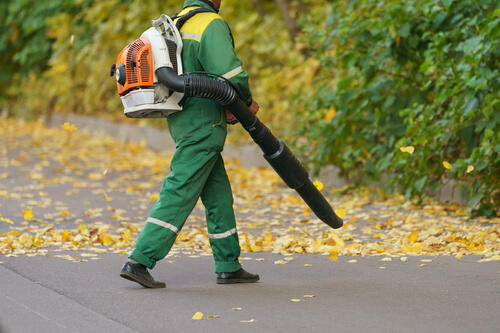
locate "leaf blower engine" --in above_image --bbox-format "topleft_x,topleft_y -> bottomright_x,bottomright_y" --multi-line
111,15 -> 184,118
110,14 -> 343,229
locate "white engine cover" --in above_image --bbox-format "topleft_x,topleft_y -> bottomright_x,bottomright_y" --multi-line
122,14 -> 184,118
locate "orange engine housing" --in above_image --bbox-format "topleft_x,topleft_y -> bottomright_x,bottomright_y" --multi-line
116,37 -> 154,96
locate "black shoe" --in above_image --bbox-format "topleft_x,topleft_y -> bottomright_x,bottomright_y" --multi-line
216,268 -> 260,284
120,261 -> 166,288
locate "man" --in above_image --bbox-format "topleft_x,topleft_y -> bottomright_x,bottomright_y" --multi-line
120,0 -> 260,288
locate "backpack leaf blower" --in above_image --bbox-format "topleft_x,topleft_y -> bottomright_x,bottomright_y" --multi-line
110,14 -> 343,229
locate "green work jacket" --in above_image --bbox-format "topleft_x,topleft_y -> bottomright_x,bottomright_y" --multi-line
175,0 -> 253,114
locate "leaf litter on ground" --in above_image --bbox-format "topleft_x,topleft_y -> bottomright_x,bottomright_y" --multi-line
0,119 -> 499,263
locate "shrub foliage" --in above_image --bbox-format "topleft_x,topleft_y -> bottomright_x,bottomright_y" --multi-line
0,0 -> 311,136
296,0 -> 500,215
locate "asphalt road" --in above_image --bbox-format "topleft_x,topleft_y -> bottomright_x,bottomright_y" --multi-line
1,120 -> 499,332
1,253 -> 499,333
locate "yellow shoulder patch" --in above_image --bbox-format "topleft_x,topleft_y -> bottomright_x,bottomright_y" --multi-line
175,7 -> 223,39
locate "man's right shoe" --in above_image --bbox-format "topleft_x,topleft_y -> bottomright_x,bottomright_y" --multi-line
216,268 -> 260,284
120,261 -> 166,288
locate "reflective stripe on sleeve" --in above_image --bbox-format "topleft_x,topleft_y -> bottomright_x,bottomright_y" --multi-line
181,32 -> 202,42
222,66 -> 243,79
208,228 -> 237,239
146,217 -> 179,234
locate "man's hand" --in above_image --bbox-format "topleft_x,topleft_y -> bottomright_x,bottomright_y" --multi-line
226,99 -> 259,125
249,99 -> 260,114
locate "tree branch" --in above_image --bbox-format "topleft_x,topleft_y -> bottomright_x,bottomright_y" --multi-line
248,0 -> 267,17
274,0 -> 300,42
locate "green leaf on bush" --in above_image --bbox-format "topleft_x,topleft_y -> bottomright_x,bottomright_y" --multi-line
461,36 -> 482,54
467,194 -> 483,210
398,23 -> 411,38
464,97 -> 479,115
414,176 -> 427,192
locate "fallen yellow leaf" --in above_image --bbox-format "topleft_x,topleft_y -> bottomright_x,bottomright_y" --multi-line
240,319 -> 255,323
61,122 -> 78,132
78,224 -> 88,234
88,173 -> 104,180
58,209 -> 71,217
19,233 -> 33,247
328,253 -> 338,261
61,229 -> 72,242
192,312 -> 203,320
22,209 -> 33,221
334,208 -> 347,219
408,231 -> 419,243
313,180 -> 324,191
101,234 -> 114,246
0,217 -> 14,224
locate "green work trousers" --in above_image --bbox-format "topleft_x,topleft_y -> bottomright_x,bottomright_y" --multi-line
129,103 -> 242,273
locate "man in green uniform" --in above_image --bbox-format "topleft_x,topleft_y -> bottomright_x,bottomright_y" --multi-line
120,0 -> 260,288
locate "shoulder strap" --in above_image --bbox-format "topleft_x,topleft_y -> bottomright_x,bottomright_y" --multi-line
172,7 -> 235,48
225,23 -> 235,48
172,8 -> 213,30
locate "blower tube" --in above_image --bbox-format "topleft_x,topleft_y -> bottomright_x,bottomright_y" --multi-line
156,67 -> 343,229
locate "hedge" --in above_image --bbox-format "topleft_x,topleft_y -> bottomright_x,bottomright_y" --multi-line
295,0 -> 500,216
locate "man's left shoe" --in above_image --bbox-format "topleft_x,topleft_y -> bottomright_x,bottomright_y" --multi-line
216,268 -> 260,284
120,261 -> 166,288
